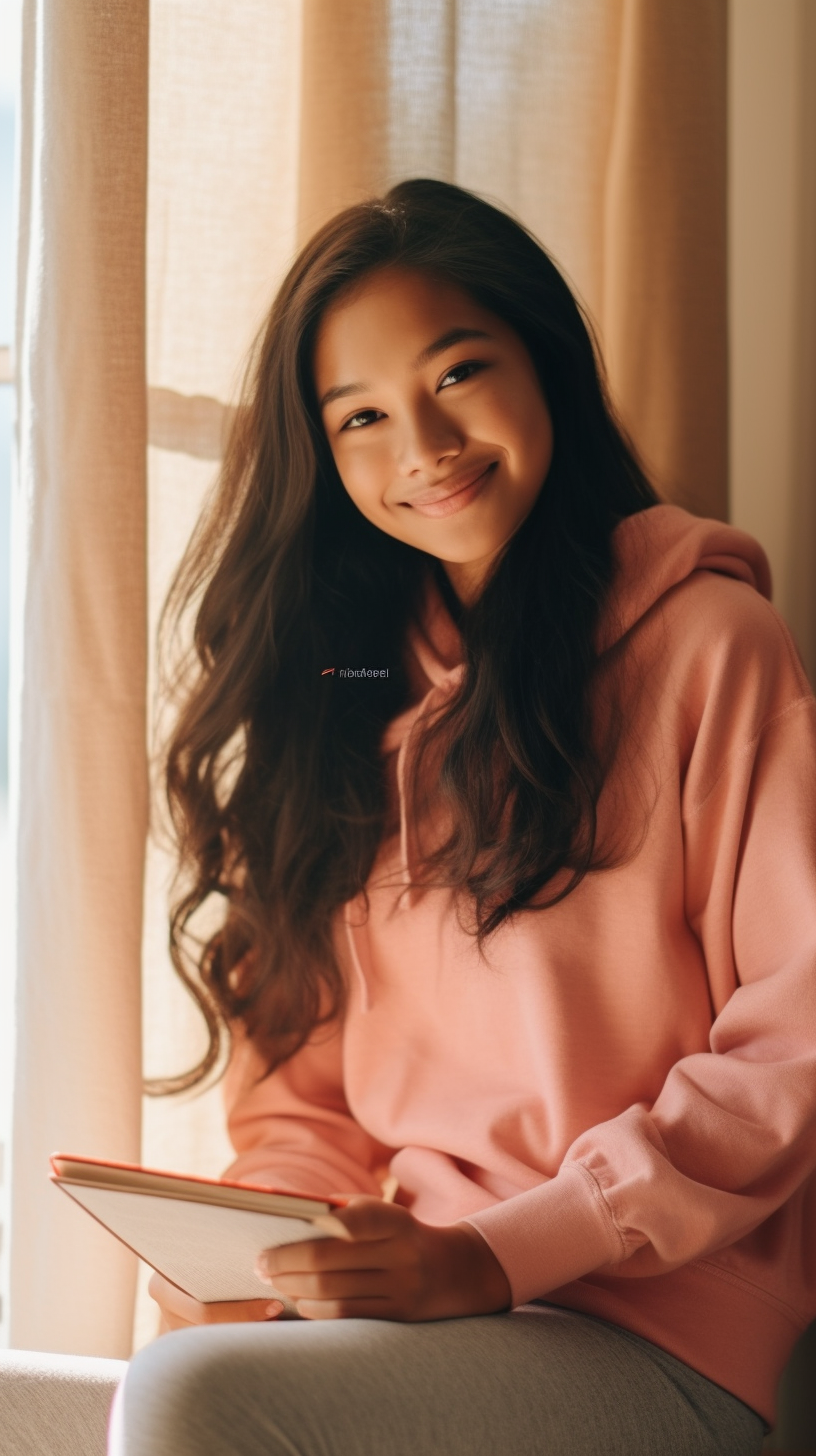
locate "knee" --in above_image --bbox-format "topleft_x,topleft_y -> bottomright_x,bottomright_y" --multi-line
109,1328 -> 255,1456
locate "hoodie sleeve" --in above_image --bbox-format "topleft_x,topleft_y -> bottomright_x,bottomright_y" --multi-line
221,1017 -> 392,1198
462,596 -> 816,1307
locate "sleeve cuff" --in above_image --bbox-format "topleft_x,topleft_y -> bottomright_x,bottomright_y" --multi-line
459,1162 -> 626,1307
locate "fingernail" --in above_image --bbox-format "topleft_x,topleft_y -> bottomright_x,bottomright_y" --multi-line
255,1256 -> 271,1283
265,1301 -> 284,1319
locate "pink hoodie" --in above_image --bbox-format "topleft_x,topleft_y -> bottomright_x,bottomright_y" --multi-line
224,504 -> 816,1425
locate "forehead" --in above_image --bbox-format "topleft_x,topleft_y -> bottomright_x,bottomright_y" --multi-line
312,267 -> 502,385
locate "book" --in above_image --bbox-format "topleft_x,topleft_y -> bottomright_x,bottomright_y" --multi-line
50,1153 -> 350,1313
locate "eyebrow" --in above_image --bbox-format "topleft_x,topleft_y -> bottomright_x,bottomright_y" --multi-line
318,327 -> 493,410
413,326 -> 492,369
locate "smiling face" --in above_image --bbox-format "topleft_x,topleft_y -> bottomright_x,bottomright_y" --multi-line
313,267 -> 554,605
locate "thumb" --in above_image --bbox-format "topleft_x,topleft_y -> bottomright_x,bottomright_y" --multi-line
325,1194 -> 408,1242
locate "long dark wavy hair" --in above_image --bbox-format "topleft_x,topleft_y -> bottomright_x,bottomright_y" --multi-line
155,178 -> 660,1093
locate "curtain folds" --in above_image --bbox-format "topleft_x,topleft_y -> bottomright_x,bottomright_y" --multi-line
600,0 -> 728,518
9,0 -> 149,1356
10,0 -> 738,1356
728,0 -> 816,685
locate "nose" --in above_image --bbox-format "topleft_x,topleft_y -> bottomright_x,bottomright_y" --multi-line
395,394 -> 465,477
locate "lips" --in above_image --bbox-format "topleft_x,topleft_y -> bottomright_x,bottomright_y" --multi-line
405,461 -> 496,508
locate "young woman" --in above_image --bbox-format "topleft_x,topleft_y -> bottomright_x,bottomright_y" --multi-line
110,179 -> 816,1456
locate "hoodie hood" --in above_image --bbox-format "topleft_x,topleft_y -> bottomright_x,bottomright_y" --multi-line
597,503 -> 772,653
344,506 -> 773,979
397,504 -> 773,701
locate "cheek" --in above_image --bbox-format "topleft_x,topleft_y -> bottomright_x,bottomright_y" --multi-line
517,371 -> 552,466
529,406 -> 554,483
494,386 -> 553,486
334,446 -> 397,527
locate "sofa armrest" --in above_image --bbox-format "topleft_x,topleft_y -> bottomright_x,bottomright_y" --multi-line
0,1349 -> 126,1456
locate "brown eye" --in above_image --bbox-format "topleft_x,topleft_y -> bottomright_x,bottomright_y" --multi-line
438,360 -> 485,389
341,409 -> 384,431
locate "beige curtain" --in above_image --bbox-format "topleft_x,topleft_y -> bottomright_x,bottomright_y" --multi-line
9,0 -> 149,1356
729,0 -> 816,687
9,0 -> 748,1357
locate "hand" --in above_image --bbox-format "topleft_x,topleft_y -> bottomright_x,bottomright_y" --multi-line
254,1196 -> 512,1322
147,1270 -> 285,1334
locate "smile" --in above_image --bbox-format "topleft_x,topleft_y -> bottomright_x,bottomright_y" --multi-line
405,462 -> 497,519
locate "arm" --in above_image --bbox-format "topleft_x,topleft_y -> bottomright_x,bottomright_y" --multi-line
461,623 -> 816,1307
147,1011 -> 512,1325
221,1015 -> 392,1197
151,1001 -> 397,1330
225,1008 -> 512,1319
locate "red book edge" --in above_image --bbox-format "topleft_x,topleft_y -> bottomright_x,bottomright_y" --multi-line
49,1151 -> 350,1208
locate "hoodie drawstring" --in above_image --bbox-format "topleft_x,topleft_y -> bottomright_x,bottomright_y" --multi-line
395,727 -> 417,911
344,897 -> 372,1013
343,663 -> 464,1012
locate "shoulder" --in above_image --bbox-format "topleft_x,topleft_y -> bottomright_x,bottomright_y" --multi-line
612,569 -> 815,795
656,569 -> 811,710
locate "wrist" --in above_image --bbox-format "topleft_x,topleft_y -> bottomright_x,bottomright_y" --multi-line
435,1221 -> 512,1317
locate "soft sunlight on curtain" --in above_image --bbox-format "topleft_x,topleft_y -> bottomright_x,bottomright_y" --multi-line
0,0 -> 21,1353
8,0 -> 148,1356
728,0 -> 816,686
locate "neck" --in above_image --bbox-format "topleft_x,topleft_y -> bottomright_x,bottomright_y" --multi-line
429,558 -> 464,621
442,542 -> 510,606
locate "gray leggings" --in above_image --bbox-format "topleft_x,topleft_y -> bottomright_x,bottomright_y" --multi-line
109,1303 -> 766,1456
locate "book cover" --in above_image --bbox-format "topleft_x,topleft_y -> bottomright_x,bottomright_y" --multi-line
50,1153 -> 350,1310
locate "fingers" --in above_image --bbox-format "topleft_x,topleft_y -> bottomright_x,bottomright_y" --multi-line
311,1213 -> 354,1240
148,1270 -> 283,1327
255,1200 -> 426,1318
198,1297 -> 284,1325
332,1195 -> 412,1242
295,1297 -> 393,1321
158,1311 -> 191,1334
260,1268 -> 391,1302
257,1200 -> 410,1285
258,1235 -> 391,1280
254,1201 -> 435,1321
148,1271 -> 200,1326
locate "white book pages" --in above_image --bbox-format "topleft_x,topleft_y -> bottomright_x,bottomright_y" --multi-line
57,1184 -> 334,1308
50,1158 -> 335,1217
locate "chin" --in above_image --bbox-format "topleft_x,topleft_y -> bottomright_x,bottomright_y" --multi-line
428,525 -> 507,558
